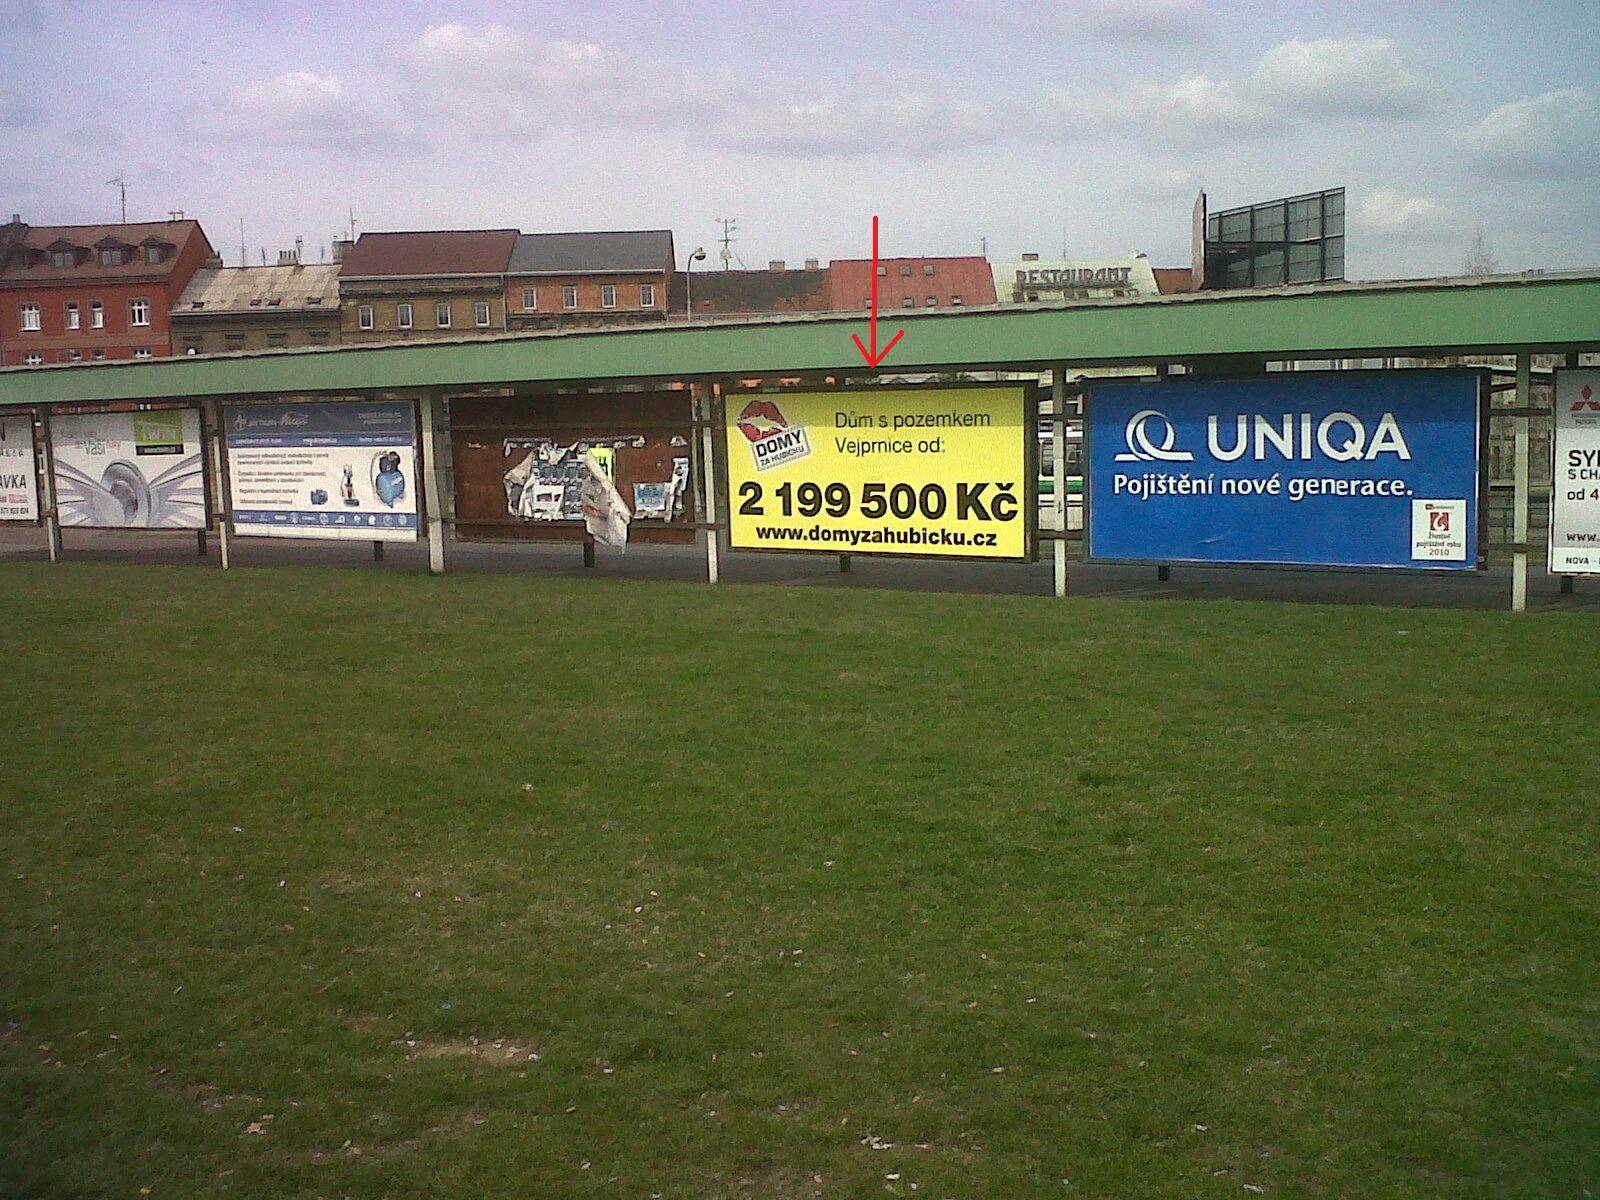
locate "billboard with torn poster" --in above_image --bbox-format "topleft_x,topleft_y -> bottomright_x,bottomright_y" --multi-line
451,393 -> 696,544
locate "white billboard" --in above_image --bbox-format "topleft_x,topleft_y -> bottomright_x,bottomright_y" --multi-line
50,409 -> 207,529
1551,369 -> 1600,575
0,413 -> 39,522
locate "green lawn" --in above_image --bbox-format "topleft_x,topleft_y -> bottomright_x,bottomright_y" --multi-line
1,562 -> 1595,1199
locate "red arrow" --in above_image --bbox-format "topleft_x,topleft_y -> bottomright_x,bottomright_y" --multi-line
851,214 -> 905,368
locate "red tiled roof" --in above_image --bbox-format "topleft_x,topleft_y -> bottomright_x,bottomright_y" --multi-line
0,220 -> 210,282
829,256 -> 997,310
339,229 -> 519,279
1152,267 -> 1196,295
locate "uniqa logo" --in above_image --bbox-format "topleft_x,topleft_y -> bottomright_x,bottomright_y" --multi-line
1114,410 -> 1193,462
1114,409 -> 1415,463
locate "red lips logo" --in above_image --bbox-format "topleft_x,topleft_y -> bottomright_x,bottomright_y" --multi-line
738,399 -> 791,444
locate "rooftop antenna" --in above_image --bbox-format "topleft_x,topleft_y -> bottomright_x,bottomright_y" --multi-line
239,218 -> 247,268
1061,225 -> 1068,259
107,173 -> 128,223
980,235 -> 988,258
716,217 -> 739,270
294,236 -> 304,264
347,207 -> 358,243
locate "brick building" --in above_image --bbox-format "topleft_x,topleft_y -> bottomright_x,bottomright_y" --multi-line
676,261 -> 831,318
170,259 -> 341,355
505,230 -> 674,330
338,229 -> 518,343
829,255 -> 997,313
0,217 -> 214,365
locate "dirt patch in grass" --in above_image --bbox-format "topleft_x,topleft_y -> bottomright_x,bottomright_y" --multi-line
398,1035 -> 540,1064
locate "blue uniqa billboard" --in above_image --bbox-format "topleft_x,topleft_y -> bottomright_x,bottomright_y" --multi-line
1086,372 -> 1486,570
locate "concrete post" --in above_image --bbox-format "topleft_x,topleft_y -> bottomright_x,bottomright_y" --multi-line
38,411 -> 61,563
1512,351 -> 1531,612
699,383 -> 720,584
418,389 -> 447,575
205,399 -> 230,570
1052,362 -> 1068,598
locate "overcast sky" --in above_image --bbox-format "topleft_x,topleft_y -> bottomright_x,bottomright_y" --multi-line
3,0 -> 1598,280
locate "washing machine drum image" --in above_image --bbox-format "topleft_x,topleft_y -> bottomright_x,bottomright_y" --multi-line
372,451 -> 407,507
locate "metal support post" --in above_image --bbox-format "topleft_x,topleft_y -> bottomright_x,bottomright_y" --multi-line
1559,346 -> 1585,595
196,530 -> 207,556
418,389 -> 447,575
205,400 -> 230,570
1157,565 -> 1171,582
373,541 -> 385,562
839,554 -> 852,573
1512,351 -> 1531,613
38,411 -> 62,562
583,541 -> 596,569
699,383 -> 720,584
1051,363 -> 1068,597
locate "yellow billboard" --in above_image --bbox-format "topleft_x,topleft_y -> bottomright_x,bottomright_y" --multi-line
723,385 -> 1032,559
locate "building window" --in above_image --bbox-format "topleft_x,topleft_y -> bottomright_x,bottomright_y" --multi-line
134,347 -> 152,359
20,302 -> 41,331
66,302 -> 79,329
53,250 -> 74,269
475,300 -> 491,327
435,301 -> 452,328
640,283 -> 656,308
144,245 -> 164,264
23,352 -> 42,365
308,330 -> 330,343
358,304 -> 374,330
926,296 -> 938,306
99,247 -> 123,266
92,349 -> 106,361
182,339 -> 203,355
90,301 -> 104,328
68,350 -> 83,362
923,264 -> 935,276
266,332 -> 288,348
601,285 -> 617,308
397,302 -> 413,329
563,285 -> 578,309
129,297 -> 151,326
951,296 -> 964,306
875,265 -> 887,277
902,296 -> 913,307
522,287 -> 537,310
224,334 -> 245,352
899,264 -> 911,277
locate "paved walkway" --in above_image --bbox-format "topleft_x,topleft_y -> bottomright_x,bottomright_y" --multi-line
1,526 -> 1594,613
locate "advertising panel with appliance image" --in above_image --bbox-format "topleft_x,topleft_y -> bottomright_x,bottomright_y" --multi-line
723,384 -> 1032,560
50,408 -> 207,530
0,413 -> 40,523
1086,371 -> 1486,570
1550,369 -> 1600,575
223,401 -> 420,541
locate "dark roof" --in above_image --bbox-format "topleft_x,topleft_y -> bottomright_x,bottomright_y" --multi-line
339,229 -> 519,279
508,230 -> 673,276
0,220 -> 210,282
676,268 -> 831,314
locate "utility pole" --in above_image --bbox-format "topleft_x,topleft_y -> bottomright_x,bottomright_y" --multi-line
107,174 -> 128,223
716,217 -> 738,270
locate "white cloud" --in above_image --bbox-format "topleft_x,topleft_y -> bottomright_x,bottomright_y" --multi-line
1037,73 -> 1282,147
1255,37 -> 1430,118
1457,87 -> 1600,178
710,91 -> 996,157
183,71 -> 399,153
1359,189 -> 1455,240
1121,169 -> 1201,203
396,23 -> 721,140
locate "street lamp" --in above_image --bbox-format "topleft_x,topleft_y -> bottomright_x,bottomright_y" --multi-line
685,246 -> 707,321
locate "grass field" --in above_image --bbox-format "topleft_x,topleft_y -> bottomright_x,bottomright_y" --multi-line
1,562 -> 1596,1199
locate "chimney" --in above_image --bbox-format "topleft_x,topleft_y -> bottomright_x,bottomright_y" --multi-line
205,253 -> 223,269
277,249 -> 299,266
333,239 -> 354,263
804,258 -> 819,270
9,213 -> 19,224
1021,252 -> 1040,262
769,259 -> 786,271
